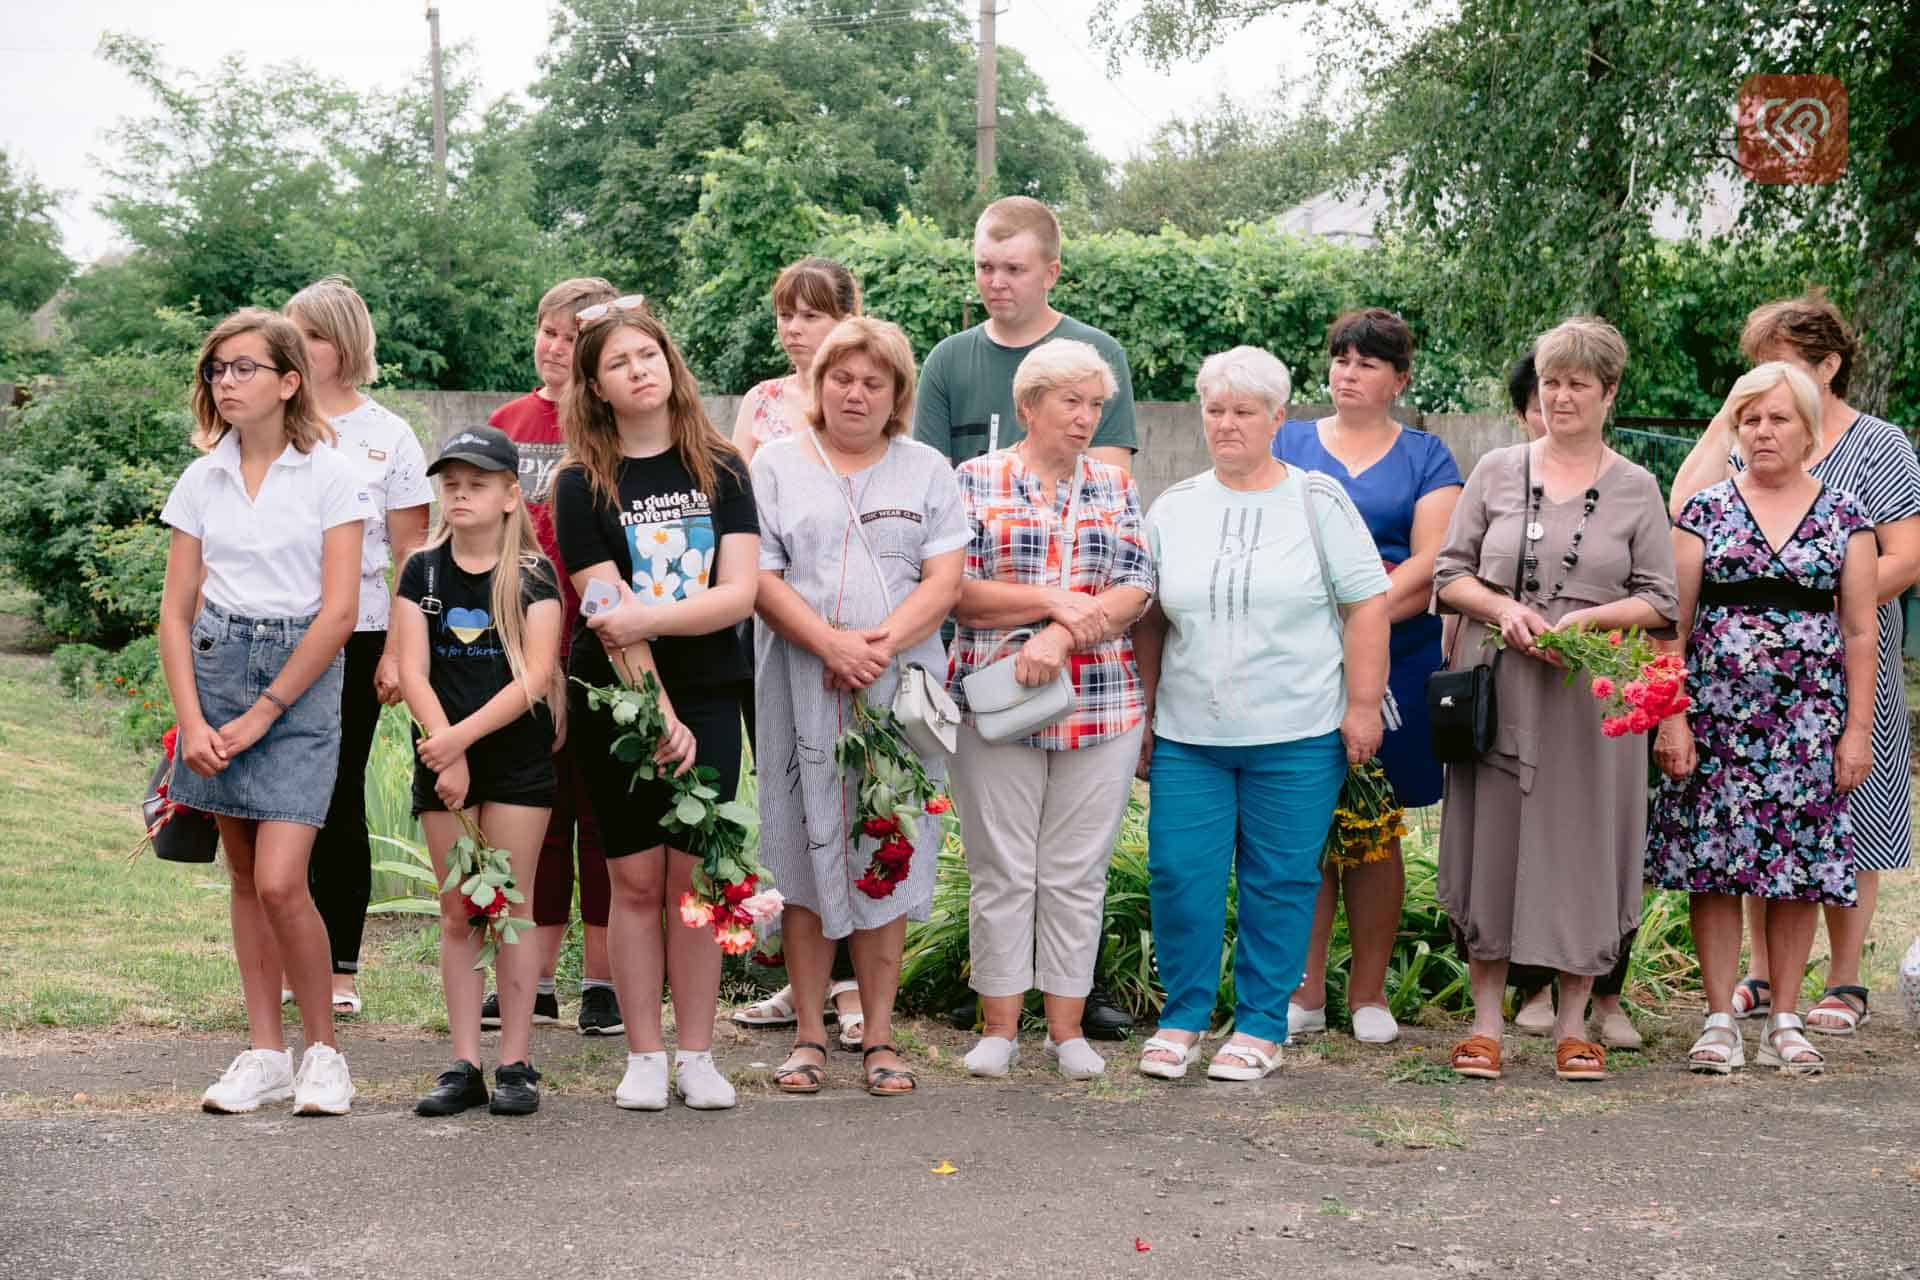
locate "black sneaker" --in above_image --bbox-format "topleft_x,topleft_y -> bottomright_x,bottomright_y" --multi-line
479,991 -> 501,1030
577,985 -> 623,1036
1081,980 -> 1134,1041
415,1061 -> 488,1116
489,1062 -> 542,1116
482,990 -> 559,1028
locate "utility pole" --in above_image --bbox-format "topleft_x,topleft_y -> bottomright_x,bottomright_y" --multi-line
427,1 -> 447,206
975,0 -> 998,194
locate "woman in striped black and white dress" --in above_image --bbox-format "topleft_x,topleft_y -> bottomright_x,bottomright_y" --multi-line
1670,292 -> 1920,1036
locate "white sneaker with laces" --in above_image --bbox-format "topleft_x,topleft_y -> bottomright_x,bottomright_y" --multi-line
615,1051 -> 669,1110
673,1050 -> 737,1110
202,1048 -> 294,1114
292,1043 -> 355,1116
1043,1036 -> 1106,1080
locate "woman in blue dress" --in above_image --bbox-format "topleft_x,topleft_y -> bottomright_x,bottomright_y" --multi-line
1274,308 -> 1461,1044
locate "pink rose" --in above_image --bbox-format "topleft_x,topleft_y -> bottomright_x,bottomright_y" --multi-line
740,889 -> 785,923
677,892 -> 715,929
715,922 -> 757,956
1600,716 -> 1630,738
1625,708 -> 1657,734
1620,680 -> 1649,709
1590,676 -> 1615,700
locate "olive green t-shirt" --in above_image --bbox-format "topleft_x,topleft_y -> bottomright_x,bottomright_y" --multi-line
912,314 -> 1137,466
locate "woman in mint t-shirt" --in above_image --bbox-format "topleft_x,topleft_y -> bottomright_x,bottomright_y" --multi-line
1133,346 -> 1392,1083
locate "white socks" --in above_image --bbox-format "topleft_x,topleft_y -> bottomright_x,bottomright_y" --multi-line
1045,1036 -> 1107,1080
615,1051 -> 668,1111
673,1050 -> 737,1110
964,1035 -> 1021,1077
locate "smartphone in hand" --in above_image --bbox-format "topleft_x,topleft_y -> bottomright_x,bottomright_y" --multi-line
581,577 -> 621,617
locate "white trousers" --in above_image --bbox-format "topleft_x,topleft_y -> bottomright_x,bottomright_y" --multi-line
949,721 -> 1144,997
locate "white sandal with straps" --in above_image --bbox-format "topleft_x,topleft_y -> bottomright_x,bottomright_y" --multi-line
731,986 -> 799,1027
1206,1038 -> 1281,1081
828,979 -> 864,1050
1756,1012 -> 1826,1075
1686,1011 -> 1745,1075
1137,1034 -> 1203,1080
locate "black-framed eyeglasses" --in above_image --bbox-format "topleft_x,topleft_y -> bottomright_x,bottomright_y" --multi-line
201,358 -> 283,384
575,294 -> 649,326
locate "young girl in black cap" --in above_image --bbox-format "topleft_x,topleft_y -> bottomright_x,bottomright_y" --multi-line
393,425 -> 565,1116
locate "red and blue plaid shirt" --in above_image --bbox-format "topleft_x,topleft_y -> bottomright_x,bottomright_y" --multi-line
948,449 -> 1156,750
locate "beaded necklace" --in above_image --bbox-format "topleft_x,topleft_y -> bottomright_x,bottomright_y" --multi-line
1523,448 -> 1604,602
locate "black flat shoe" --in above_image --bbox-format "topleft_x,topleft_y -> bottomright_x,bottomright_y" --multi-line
415,1061 -> 488,1116
1081,980 -> 1133,1041
489,1062 -> 542,1115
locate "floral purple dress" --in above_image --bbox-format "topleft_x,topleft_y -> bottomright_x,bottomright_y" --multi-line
1646,479 -> 1871,904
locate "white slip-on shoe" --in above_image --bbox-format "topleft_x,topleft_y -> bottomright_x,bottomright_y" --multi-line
673,1051 -> 737,1110
1286,1003 -> 1327,1039
1044,1036 -> 1106,1080
202,1048 -> 295,1114
291,1044 -> 355,1116
615,1051 -> 669,1110
1351,1005 -> 1401,1044
963,1035 -> 1020,1077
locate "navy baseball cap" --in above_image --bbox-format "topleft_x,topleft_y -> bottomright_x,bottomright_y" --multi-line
429,426 -> 520,476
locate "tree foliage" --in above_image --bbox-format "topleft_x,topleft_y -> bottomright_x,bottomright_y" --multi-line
526,0 -> 1107,293
0,150 -> 74,315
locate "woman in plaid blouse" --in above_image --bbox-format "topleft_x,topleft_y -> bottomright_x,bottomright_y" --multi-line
945,338 -> 1156,1082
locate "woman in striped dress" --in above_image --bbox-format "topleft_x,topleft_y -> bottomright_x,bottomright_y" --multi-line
1670,292 -> 1920,1035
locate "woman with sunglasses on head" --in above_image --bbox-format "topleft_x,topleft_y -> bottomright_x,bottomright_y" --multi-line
553,297 -> 761,1113
158,309 -> 367,1115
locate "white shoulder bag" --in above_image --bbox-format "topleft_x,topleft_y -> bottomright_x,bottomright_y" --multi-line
959,456 -> 1082,743
1303,470 -> 1403,733
804,430 -> 962,758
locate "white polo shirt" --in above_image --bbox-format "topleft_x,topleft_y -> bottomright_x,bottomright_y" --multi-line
329,397 -> 432,631
161,432 -> 372,619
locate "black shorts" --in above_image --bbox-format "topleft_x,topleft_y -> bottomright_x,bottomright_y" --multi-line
570,681 -> 745,859
411,752 -> 557,816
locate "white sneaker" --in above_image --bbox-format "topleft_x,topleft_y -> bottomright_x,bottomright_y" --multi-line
1351,1005 -> 1401,1044
1043,1036 -> 1106,1080
292,1044 -> 355,1116
615,1051 -> 669,1111
201,1048 -> 294,1114
963,1035 -> 1020,1077
673,1050 -> 737,1110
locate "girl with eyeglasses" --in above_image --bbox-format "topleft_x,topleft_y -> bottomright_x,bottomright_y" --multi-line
158,309 -> 368,1115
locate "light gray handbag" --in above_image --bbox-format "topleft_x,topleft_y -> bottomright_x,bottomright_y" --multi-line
805,429 -> 962,758
1302,470 -> 1403,733
959,456 -> 1086,743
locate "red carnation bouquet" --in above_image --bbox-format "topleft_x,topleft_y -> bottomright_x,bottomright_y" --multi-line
440,807 -> 532,969
578,670 -> 780,954
833,692 -> 951,899
1493,624 -> 1690,736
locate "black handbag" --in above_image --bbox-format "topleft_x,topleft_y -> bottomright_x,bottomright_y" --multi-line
1425,449 -> 1528,764
140,752 -> 220,864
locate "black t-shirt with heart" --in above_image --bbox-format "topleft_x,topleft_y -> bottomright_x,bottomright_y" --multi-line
396,541 -> 559,786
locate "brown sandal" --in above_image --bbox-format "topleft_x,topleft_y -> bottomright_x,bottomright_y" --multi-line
1449,1034 -> 1503,1079
1555,1037 -> 1607,1081
774,1042 -> 827,1094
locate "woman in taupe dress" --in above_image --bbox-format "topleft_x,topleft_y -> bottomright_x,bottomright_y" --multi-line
1432,317 -> 1678,1083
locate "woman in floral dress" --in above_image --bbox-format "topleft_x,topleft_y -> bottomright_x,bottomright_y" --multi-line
1648,362 -> 1878,1076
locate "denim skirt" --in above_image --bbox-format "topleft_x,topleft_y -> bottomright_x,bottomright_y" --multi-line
167,601 -> 345,828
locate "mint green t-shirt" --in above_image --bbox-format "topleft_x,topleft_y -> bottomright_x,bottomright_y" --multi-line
913,314 -> 1137,465
1144,467 -> 1390,747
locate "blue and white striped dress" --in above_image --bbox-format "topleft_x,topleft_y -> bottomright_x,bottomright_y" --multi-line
1803,413 -> 1920,871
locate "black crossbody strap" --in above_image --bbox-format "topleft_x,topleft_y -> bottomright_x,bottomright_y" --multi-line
1442,446 -> 1529,670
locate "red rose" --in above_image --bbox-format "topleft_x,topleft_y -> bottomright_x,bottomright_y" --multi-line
862,816 -> 900,838
875,837 -> 914,869
1625,708 -> 1657,734
924,795 -> 951,816
1600,715 -> 1630,738
722,878 -> 754,904
161,725 -> 179,759
854,872 -> 898,899
752,947 -> 786,968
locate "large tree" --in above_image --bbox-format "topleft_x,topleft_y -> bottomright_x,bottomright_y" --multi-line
526,0 -> 1108,291
0,150 -> 74,315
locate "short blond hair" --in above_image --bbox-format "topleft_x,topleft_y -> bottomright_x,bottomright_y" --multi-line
976,196 -> 1061,263
1535,315 -> 1628,390
1013,339 -> 1118,415
1727,360 -> 1824,456
807,317 -> 918,437
1196,346 -> 1292,414
286,276 -> 377,388
536,276 -> 616,329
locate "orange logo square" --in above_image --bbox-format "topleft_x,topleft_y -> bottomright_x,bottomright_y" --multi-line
1737,75 -> 1847,184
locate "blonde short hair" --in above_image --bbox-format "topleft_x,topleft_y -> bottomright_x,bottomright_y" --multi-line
976,196 -> 1061,263
286,276 -> 377,388
1195,346 -> 1293,414
1013,339 -> 1118,415
1727,360 -> 1824,455
806,317 -> 918,437
1535,315 -> 1628,390
536,276 -> 617,329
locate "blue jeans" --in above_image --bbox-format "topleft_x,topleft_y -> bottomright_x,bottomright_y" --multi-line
1146,732 -> 1345,1044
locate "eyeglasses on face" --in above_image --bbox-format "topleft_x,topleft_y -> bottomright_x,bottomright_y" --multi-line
201,358 -> 283,384
575,294 -> 649,326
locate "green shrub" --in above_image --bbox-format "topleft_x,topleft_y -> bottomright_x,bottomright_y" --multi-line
50,642 -> 107,698
47,636 -> 170,749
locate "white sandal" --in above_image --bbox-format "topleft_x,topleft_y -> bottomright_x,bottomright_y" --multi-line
828,980 -> 864,1050
1137,1034 -> 1202,1080
1206,1038 -> 1281,1081
730,986 -> 798,1027
1756,1012 -> 1826,1075
1686,1011 -> 1744,1075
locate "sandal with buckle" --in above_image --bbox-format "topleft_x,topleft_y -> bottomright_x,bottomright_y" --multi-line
1757,1013 -> 1825,1075
862,1043 -> 916,1096
1687,1011 -> 1744,1075
1555,1037 -> 1607,1082
1805,985 -> 1869,1036
732,986 -> 799,1028
1450,1034 -> 1503,1079
773,1041 -> 827,1094
827,979 -> 865,1050
1731,977 -> 1771,1020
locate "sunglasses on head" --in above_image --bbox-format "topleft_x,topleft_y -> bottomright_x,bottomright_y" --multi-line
575,294 -> 649,326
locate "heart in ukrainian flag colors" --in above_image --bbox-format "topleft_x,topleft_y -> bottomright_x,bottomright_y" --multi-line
445,607 -> 491,645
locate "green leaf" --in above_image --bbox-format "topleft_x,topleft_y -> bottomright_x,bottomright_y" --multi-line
367,896 -> 441,916
370,859 -> 439,887
674,794 -> 709,826
714,799 -> 759,828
